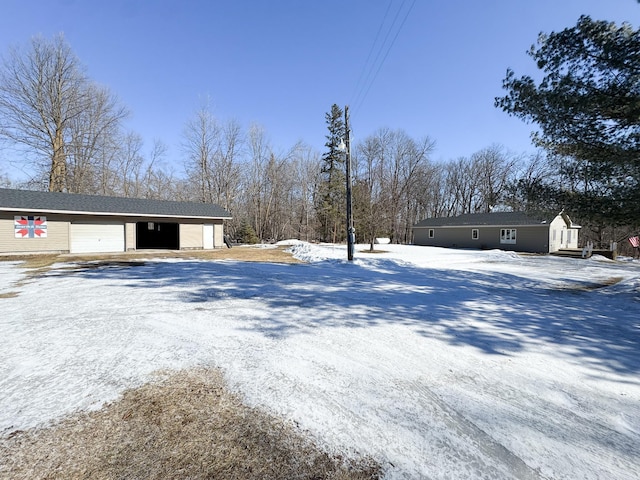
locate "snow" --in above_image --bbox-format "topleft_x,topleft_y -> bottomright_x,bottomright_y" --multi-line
1,244 -> 639,479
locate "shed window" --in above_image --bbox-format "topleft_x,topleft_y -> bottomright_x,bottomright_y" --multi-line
472,229 -> 479,240
500,228 -> 517,244
148,222 -> 154,231
428,229 -> 434,238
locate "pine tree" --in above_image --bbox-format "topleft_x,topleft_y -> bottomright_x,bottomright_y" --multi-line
315,104 -> 346,242
495,16 -> 640,226
237,220 -> 259,244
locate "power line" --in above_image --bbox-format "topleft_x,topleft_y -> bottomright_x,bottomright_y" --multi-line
350,0 -> 406,112
350,0 -> 417,119
349,0 -> 394,106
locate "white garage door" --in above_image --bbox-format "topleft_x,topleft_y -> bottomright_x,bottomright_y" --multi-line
70,222 -> 125,253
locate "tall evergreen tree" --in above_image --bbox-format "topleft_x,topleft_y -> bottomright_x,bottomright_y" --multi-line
495,16 -> 640,226
315,104 -> 346,242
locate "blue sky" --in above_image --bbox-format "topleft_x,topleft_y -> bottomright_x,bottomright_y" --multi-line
1,0 -> 639,177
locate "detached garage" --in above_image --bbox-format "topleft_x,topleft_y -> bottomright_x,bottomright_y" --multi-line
0,188 -> 231,255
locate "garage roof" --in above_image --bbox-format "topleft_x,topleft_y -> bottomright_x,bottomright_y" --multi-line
0,188 -> 232,220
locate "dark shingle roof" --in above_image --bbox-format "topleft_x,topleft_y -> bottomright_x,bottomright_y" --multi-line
414,211 -> 553,228
0,188 -> 231,219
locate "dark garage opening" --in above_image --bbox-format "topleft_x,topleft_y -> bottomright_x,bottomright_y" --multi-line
136,222 -> 179,250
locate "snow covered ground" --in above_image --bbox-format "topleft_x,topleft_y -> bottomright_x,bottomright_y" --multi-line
1,244 -> 639,479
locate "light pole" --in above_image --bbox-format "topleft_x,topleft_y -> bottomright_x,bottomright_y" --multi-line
344,105 -> 354,261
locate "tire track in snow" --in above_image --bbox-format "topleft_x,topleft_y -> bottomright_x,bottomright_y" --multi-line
404,378 -> 543,480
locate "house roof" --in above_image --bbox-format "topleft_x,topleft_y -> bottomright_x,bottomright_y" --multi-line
0,188 -> 232,220
414,211 -> 564,228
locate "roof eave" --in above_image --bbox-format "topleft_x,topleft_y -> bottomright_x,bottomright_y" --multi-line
0,206 -> 232,220
414,223 -> 549,228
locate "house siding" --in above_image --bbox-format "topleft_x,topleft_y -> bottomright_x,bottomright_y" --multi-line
414,225 -> 550,253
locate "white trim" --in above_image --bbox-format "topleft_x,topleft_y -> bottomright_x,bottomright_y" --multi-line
500,228 -> 517,244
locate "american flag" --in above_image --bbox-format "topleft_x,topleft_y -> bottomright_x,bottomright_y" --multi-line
629,236 -> 640,248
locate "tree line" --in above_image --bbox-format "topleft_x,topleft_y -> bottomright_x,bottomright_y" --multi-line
1,16 -> 638,254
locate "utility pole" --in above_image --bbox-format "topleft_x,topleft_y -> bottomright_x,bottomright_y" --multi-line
345,105 -> 354,261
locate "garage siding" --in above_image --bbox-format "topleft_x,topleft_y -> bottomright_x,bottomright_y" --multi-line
213,223 -> 224,248
125,223 -> 136,251
179,224 -> 203,249
0,214 -> 69,253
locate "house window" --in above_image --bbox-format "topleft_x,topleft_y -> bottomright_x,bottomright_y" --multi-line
147,222 -> 154,231
500,228 -> 517,244
428,229 -> 434,238
472,229 -> 479,240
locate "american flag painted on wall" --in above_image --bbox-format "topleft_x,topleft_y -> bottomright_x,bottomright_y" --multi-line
14,216 -> 47,238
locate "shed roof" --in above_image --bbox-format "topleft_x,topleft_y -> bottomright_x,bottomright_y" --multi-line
414,211 -> 556,228
0,188 -> 232,220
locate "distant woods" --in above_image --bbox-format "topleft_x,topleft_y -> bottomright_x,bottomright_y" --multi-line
1,27 -> 637,249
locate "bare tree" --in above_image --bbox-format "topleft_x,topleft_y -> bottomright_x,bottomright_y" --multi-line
353,129 -> 434,245
353,133 -> 386,250
140,139 -> 171,199
0,34 -> 128,192
117,132 -> 145,197
182,103 -> 219,203
290,145 -> 321,241
242,125 -> 311,242
244,124 -> 271,239
471,145 -> 518,213
66,84 -> 129,193
211,119 -> 242,211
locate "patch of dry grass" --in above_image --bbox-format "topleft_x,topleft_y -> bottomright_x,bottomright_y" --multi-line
195,245 -> 304,264
0,369 -> 380,480
555,276 -> 624,292
0,245 -> 302,270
